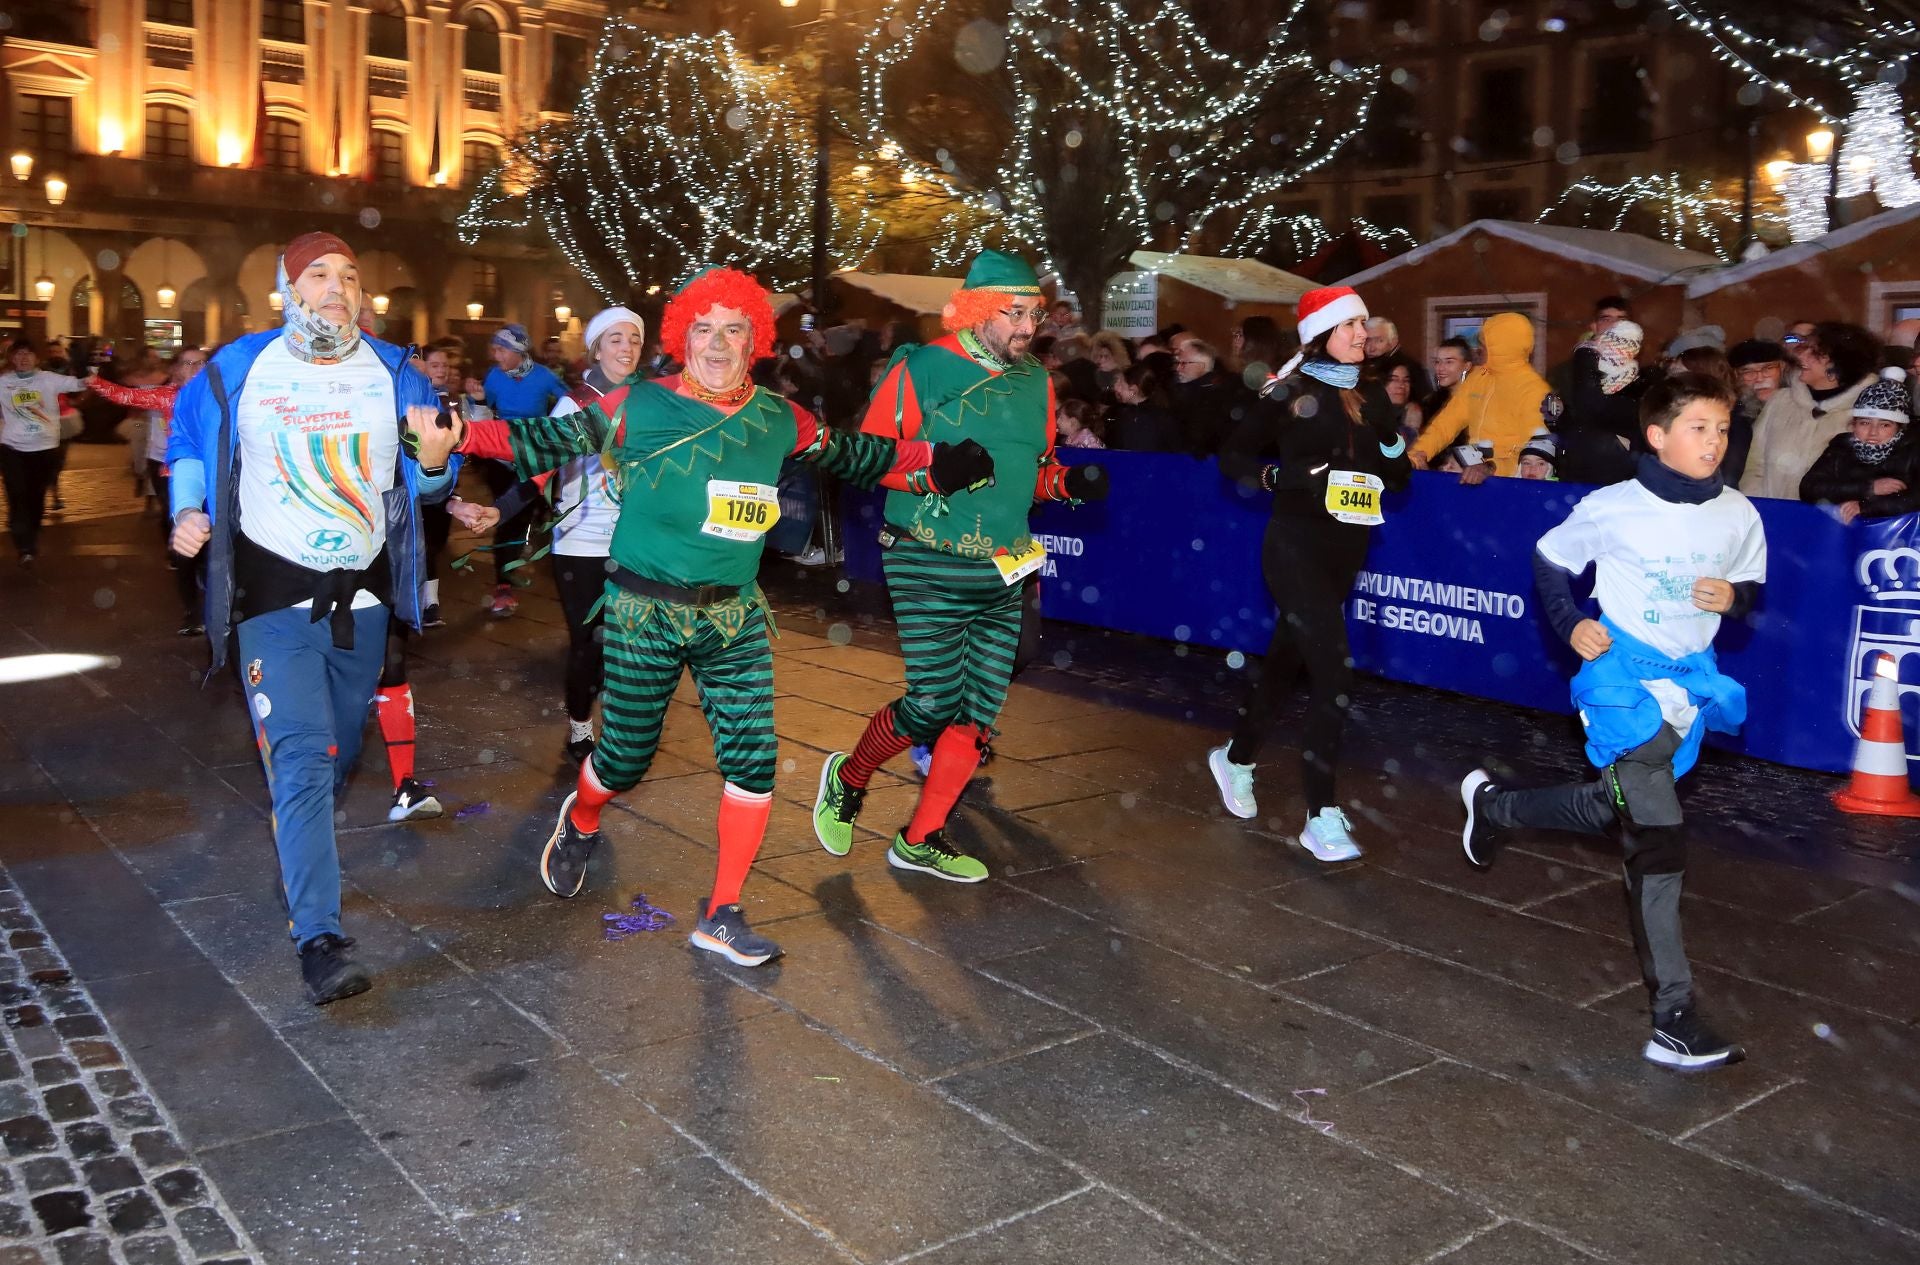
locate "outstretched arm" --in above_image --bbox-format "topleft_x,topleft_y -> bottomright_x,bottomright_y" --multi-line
89,378 -> 180,413
462,403 -> 615,479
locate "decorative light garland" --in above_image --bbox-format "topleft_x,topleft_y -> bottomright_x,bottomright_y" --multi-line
852,0 -> 1379,298
459,22 -> 881,297
1536,173 -> 1785,260
1777,161 -> 1833,243
1834,82 -> 1920,208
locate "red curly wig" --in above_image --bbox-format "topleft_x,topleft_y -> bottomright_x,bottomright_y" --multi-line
940,287 -> 1014,334
660,267 -> 777,363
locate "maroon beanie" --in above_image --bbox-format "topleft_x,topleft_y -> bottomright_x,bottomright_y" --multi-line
283,231 -> 357,279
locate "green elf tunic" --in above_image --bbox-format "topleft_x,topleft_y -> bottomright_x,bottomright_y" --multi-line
467,377 -> 922,793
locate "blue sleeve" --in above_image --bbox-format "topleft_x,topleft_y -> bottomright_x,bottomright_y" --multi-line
165,372 -> 215,517
1533,549 -> 1587,645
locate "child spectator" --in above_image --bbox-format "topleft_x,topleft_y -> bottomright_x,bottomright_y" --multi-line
1799,369 -> 1920,522
1516,432 -> 1558,480
1057,397 -> 1105,449
1459,372 -> 1763,1072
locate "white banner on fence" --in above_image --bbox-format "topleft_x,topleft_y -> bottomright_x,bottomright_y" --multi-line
1102,271 -> 1158,337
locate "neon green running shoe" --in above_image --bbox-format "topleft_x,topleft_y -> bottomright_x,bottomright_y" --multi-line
812,752 -> 865,857
887,829 -> 989,883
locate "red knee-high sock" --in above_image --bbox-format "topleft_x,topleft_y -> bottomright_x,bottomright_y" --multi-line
374,684 -> 416,791
840,704 -> 913,790
904,723 -> 986,844
708,782 -> 774,910
569,755 -> 617,833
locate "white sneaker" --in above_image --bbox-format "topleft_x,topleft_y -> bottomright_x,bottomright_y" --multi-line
1299,807 -> 1362,862
1207,746 -> 1257,819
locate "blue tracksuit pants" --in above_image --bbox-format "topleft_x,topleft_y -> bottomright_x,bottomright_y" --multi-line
235,603 -> 388,945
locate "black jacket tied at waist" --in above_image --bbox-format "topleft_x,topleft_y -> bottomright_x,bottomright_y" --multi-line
233,533 -> 391,649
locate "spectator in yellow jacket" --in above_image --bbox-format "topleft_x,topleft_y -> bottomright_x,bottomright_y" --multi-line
1410,312 -> 1552,476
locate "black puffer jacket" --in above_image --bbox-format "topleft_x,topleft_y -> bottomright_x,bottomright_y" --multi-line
1799,430 -> 1920,518
1220,371 -> 1412,522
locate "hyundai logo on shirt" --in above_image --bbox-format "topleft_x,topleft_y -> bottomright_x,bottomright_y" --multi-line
306,529 -> 353,554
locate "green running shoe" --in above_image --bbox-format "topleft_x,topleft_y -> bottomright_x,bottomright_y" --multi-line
887,829 -> 988,883
812,752 -> 865,857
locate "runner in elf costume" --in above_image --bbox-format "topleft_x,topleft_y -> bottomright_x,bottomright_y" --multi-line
811,250 -> 1108,881
458,267 -> 995,965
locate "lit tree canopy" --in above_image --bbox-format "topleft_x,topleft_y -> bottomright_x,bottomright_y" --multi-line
1662,1 -> 1920,122
853,0 -> 1379,317
1536,174 -> 1787,262
458,23 -> 880,298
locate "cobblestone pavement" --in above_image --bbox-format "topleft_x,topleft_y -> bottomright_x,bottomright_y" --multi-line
0,874 -> 257,1264
0,509 -> 1915,1264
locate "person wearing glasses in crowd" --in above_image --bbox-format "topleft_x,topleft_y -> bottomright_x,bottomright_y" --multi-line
87,348 -> 211,633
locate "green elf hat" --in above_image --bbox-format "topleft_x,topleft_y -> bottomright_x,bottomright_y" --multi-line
960,249 -> 1042,295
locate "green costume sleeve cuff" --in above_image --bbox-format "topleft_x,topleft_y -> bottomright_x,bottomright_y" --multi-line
812,429 -> 899,488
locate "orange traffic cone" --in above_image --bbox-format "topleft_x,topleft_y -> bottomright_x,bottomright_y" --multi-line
1834,652 -> 1920,816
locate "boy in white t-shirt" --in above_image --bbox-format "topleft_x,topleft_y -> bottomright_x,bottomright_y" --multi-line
1458,373 -> 1766,1072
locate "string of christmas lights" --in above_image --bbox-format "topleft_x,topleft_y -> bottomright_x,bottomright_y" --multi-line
1535,174 -> 1783,260
1835,82 -> 1920,207
458,22 -> 881,297
1660,1 -> 1920,122
1222,206 -> 1416,260
852,0 -> 1378,308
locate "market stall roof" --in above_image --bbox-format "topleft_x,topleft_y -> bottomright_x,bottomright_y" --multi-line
1684,200 -> 1920,297
830,271 -> 962,315
1127,250 -> 1318,304
1336,219 -> 1721,289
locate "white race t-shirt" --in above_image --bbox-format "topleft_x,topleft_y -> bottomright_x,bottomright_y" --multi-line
235,341 -> 398,605
0,371 -> 86,452
548,394 -> 619,558
144,409 -> 171,463
1538,479 -> 1767,734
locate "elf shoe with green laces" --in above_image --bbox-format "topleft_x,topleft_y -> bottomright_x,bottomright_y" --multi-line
887,829 -> 988,883
812,752 -> 865,857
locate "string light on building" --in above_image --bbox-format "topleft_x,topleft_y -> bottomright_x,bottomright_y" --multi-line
1536,173 -> 1780,260
1833,83 -> 1920,208
1773,161 -> 1831,243
852,0 -> 1379,302
1223,207 -> 1416,262
460,23 -> 879,296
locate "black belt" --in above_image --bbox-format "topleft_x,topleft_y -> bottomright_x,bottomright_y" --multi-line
608,565 -> 741,608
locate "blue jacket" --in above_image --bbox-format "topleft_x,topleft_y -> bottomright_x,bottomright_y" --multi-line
1572,617 -> 1746,779
167,331 -> 456,670
483,362 -> 565,421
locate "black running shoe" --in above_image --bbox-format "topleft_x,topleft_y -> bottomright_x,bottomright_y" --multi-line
689,900 -> 783,967
421,602 -> 445,629
388,778 -> 443,822
1460,769 -> 1502,870
1645,1006 -> 1744,1070
539,791 -> 599,898
564,734 -> 596,766
177,615 -> 204,637
298,934 -> 372,1006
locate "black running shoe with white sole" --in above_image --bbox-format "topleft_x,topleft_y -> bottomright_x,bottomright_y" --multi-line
298,934 -> 372,1006
1460,769 -> 1502,869
388,777 -> 443,822
690,900 -> 783,966
564,734 -> 596,766
539,792 -> 600,898
1645,1006 -> 1744,1070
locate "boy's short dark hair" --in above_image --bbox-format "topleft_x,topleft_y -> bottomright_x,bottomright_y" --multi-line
1594,294 -> 1629,314
1640,371 -> 1736,432
7,338 -> 33,355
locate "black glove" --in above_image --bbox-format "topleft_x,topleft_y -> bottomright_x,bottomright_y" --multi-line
928,438 -> 995,494
1064,463 -> 1109,502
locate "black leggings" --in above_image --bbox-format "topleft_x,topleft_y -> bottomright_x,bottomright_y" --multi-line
421,501 -> 452,582
0,444 -> 58,556
1011,574 -> 1044,680
1227,515 -> 1370,813
549,552 -> 607,723
148,461 -> 202,616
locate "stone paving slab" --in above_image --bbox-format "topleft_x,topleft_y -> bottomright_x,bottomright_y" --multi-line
1,513 -> 1917,1263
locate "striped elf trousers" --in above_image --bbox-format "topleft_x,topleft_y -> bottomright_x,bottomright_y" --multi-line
881,541 -> 1025,744
590,588 -> 778,796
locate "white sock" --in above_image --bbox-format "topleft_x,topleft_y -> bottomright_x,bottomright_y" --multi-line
422,579 -> 440,606
568,718 -> 595,744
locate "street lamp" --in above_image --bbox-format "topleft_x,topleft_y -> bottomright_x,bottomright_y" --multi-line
34,276 -> 54,302
1806,128 -> 1835,164
553,303 -> 571,326
10,153 -> 31,182
43,177 -> 66,206
466,301 -> 484,320
268,291 -> 284,313
372,293 -> 391,315
156,283 -> 176,311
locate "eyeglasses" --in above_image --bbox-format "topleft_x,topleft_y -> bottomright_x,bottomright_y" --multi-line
1782,334 -> 1804,346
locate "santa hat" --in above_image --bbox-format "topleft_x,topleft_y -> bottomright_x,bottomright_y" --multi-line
1294,286 -> 1369,346
1854,367 -> 1912,424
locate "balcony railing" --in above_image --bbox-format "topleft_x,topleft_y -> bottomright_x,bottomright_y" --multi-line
368,56 -> 408,100
144,23 -> 192,70
463,71 -> 502,113
261,39 -> 304,85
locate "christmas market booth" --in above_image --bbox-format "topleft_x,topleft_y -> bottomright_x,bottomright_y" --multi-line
1333,220 -> 1719,366
824,271 -> 966,340
1684,201 -> 1920,338
1106,250 -> 1317,347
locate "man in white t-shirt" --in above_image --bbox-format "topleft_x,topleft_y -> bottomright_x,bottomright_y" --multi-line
168,231 -> 463,1005
0,339 -> 86,564
1458,373 -> 1766,1074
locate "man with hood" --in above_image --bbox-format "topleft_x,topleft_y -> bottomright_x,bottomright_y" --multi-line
167,231 -> 463,1005
1410,312 -> 1553,476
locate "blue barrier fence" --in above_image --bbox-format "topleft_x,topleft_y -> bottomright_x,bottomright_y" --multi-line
841,452 -> 1920,774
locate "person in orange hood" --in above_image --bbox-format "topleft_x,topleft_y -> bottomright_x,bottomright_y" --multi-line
1411,312 -> 1553,476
